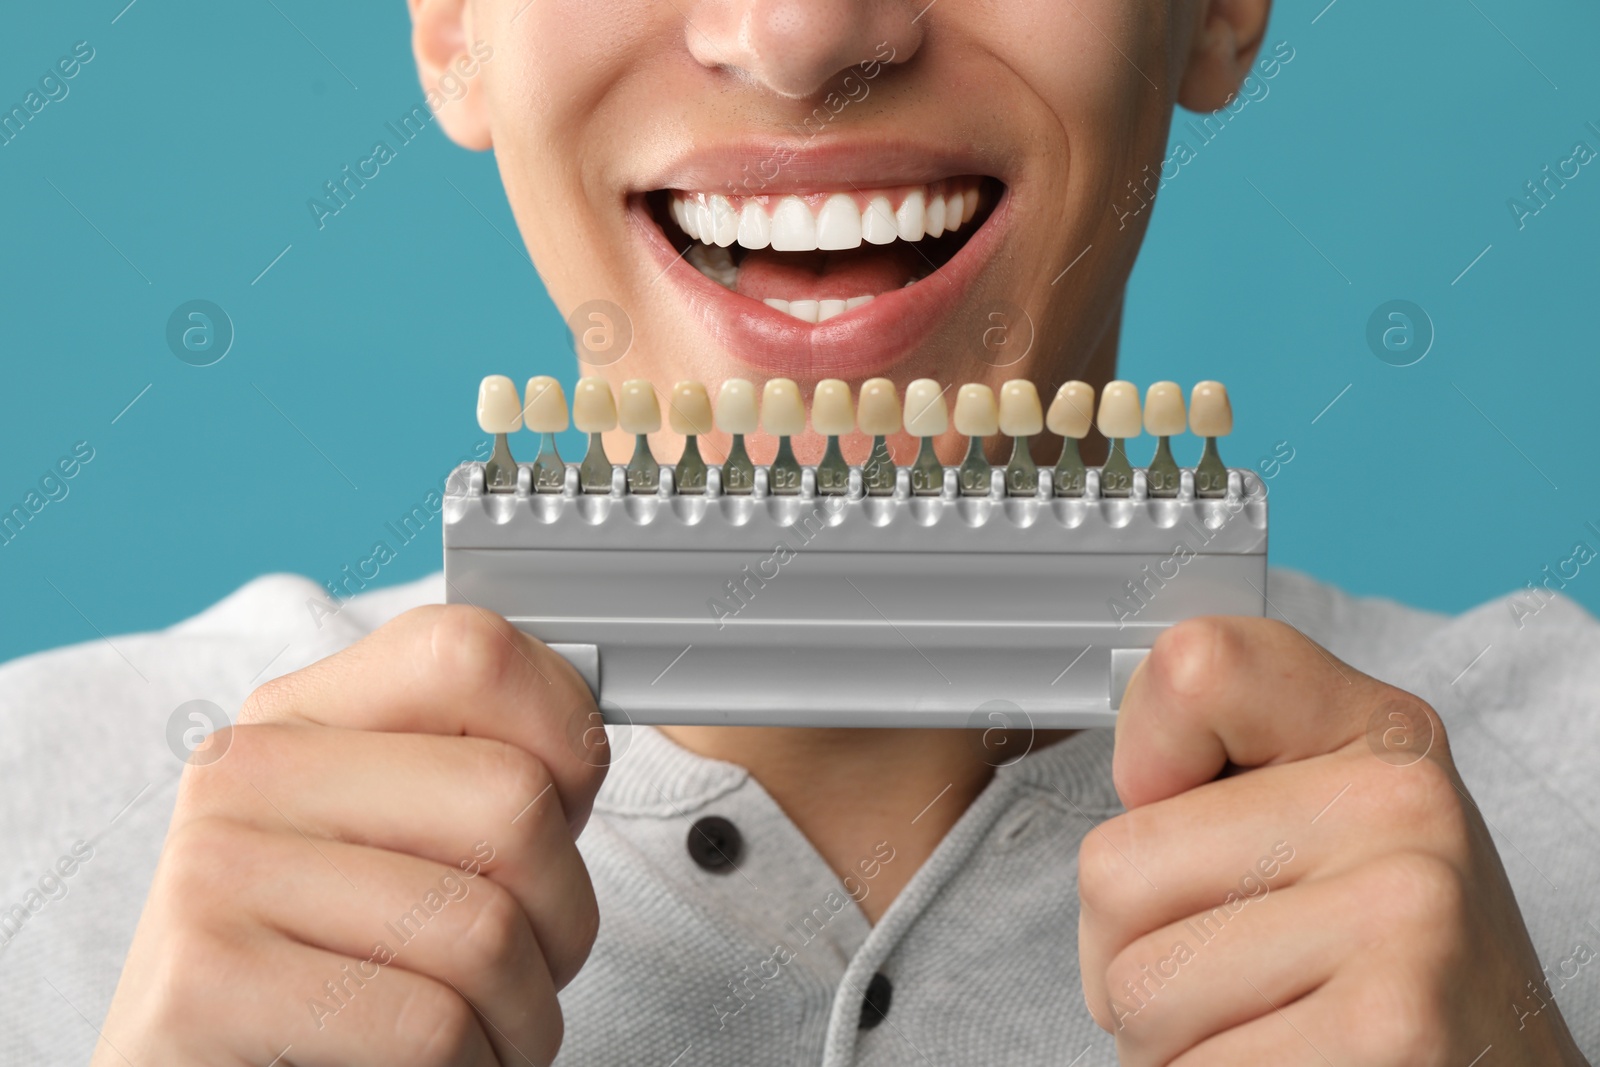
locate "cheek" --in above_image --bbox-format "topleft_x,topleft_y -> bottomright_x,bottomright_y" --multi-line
485,1 -> 675,270
1017,5 -> 1173,176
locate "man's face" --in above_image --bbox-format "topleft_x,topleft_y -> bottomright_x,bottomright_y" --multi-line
421,0 -> 1262,452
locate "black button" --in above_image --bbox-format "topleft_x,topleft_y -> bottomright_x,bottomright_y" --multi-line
686,815 -> 742,872
858,972 -> 893,1030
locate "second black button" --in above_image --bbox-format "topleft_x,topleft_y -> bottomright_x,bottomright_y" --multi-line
687,815 -> 743,872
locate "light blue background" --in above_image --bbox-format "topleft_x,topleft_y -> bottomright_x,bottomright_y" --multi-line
2,0 -> 1597,664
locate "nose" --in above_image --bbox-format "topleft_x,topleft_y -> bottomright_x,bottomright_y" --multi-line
685,0 -> 924,100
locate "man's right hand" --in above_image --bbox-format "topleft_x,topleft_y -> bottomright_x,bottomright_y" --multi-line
95,605 -> 609,1067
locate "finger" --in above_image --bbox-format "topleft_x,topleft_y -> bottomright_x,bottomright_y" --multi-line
238,604 -> 607,833
1113,615 -> 1432,808
1169,958 -> 1445,1067
179,727 -> 599,988
198,821 -> 563,1066
1100,868 -> 1386,1065
121,926 -> 503,1067
1077,747 -> 1470,1003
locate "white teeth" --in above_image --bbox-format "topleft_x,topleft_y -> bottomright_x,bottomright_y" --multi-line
862,196 -> 897,245
816,194 -> 862,251
670,181 -> 984,253
770,196 -> 817,252
738,200 -> 771,249
760,293 -> 876,323
925,193 -> 946,239
896,189 -> 925,242
709,195 -> 738,247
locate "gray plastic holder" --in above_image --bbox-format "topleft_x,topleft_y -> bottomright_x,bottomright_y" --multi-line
442,461 -> 1267,728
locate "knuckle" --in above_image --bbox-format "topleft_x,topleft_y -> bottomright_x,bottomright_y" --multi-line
1149,617 -> 1239,706
1366,753 -> 1469,850
144,923 -> 233,1024
173,723 -> 275,811
1100,943 -> 1165,1037
159,816 -> 248,902
1369,852 -> 1467,935
396,980 -> 480,1065
1344,968 -> 1450,1066
428,604 -> 525,698
454,882 -> 529,977
1075,815 -> 1134,916
483,742 -> 560,830
551,885 -> 602,991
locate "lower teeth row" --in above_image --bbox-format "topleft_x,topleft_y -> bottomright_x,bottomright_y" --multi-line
761,295 -> 875,323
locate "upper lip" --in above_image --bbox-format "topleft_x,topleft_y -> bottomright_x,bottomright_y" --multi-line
631,137 -> 1011,197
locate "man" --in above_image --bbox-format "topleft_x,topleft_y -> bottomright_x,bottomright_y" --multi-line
2,0 -> 1595,1063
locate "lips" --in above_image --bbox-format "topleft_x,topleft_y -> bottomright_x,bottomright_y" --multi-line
629,146 -> 1011,379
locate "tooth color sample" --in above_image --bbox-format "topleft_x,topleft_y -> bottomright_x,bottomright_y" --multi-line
668,381 -> 713,436
999,381 -> 1043,437
715,379 -> 759,435
1189,381 -> 1233,437
477,375 -> 523,434
573,377 -> 619,433
903,378 -> 949,437
522,376 -> 568,433
1143,382 -> 1187,437
811,379 -> 855,436
857,378 -> 902,435
1096,380 -> 1142,440
760,379 -> 806,437
1047,382 -> 1095,439
619,379 -> 662,434
954,384 -> 999,437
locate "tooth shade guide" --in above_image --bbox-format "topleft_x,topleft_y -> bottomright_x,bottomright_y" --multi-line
468,375 -> 1239,505
446,377 -> 1267,729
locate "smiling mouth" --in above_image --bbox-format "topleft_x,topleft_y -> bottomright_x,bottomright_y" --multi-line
644,177 -> 1004,324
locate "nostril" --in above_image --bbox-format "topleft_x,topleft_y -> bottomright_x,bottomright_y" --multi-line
686,0 -> 922,101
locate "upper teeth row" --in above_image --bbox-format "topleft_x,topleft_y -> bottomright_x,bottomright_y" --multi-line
669,183 -> 982,252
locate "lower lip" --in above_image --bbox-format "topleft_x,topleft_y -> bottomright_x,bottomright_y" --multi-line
631,191 -> 1010,378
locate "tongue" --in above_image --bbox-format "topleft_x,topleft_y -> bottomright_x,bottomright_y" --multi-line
734,245 -> 925,303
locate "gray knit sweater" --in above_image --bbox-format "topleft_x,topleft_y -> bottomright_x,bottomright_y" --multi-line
2,570 -> 1597,1064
